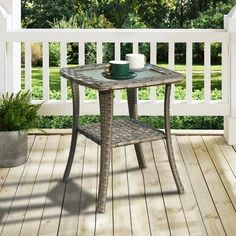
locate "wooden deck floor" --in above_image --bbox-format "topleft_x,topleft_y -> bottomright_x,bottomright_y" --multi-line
0,134 -> 236,236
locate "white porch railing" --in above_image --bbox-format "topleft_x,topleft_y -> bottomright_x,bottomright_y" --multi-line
0,1 -> 236,144
5,29 -> 231,117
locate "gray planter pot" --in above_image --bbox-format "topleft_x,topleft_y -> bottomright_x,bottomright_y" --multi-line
0,131 -> 28,168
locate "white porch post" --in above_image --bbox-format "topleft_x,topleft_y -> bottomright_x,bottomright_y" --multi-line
0,6 -> 8,95
224,5 -> 236,145
0,0 -> 21,94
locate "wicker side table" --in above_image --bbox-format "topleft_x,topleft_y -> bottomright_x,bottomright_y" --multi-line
60,64 -> 184,213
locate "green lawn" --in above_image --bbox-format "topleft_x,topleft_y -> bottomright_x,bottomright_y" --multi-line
21,67 -> 61,91
158,64 -> 222,72
21,64 -> 222,92
158,64 -> 222,90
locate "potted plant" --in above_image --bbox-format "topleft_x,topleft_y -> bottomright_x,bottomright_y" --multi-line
0,91 -> 41,167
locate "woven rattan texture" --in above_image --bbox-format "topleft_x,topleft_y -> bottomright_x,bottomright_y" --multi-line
78,119 -> 165,148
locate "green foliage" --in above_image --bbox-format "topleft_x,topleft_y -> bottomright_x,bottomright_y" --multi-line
37,115 -> 99,129
120,86 -> 222,101
31,86 -> 43,100
22,0 -> 236,30
137,0 -> 176,28
122,13 -> 147,29
190,2 -> 234,29
0,91 -> 41,131
21,1 -> 236,66
120,13 -> 150,60
37,114 -> 223,130
31,85 -> 223,130
99,1 -> 137,28
22,0 -> 79,28
37,115 -> 73,129
49,43 -> 60,67
139,115 -> 223,130
52,12 -> 113,29
51,13 -> 113,64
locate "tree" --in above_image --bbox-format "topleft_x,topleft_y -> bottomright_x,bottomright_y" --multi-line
136,0 -> 176,28
22,0 -> 79,28
21,0 -> 236,29
190,1 -> 235,28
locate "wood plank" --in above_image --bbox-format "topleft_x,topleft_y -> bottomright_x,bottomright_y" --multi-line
95,146 -> 113,236
58,134 -> 86,236
1,133 -> 236,236
141,142 -> 170,236
172,136 -> 207,235
152,139 -> 189,236
111,146 -> 132,236
203,136 -> 236,209
0,168 -> 9,192
27,135 -> 35,158
215,136 -> 236,177
0,136 -> 47,235
0,135 -> 34,194
177,136 -> 226,236
125,144 -> 150,236
18,135 -> 60,236
190,136 -> 236,236
37,135 -> 71,236
76,139 -> 98,236
0,135 -> 35,233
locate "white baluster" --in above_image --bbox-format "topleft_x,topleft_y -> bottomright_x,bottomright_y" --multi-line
43,42 -> 49,101
79,42 -> 85,103
222,41 -> 229,103
60,42 -> 67,101
25,42 -> 32,92
168,42 -> 175,101
204,42 -> 211,103
186,42 -> 193,103
150,42 -> 157,101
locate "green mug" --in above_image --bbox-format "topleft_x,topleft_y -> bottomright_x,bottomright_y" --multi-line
105,60 -> 129,78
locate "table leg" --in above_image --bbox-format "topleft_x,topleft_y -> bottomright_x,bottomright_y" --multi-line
164,84 -> 184,194
63,82 -> 80,182
127,88 -> 146,168
97,90 -> 113,213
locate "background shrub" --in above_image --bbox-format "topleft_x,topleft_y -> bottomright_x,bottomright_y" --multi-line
49,43 -> 60,67
21,43 -> 43,67
31,43 -> 43,67
32,86 -> 223,130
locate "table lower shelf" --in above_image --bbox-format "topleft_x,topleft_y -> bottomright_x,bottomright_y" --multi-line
78,119 -> 166,148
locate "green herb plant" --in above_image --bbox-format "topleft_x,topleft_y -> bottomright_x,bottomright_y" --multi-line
0,91 -> 41,131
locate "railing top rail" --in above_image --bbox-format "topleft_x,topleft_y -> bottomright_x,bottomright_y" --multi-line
6,28 -> 227,33
5,28 -> 229,43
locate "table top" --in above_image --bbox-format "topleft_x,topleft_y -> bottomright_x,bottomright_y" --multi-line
60,64 -> 183,91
